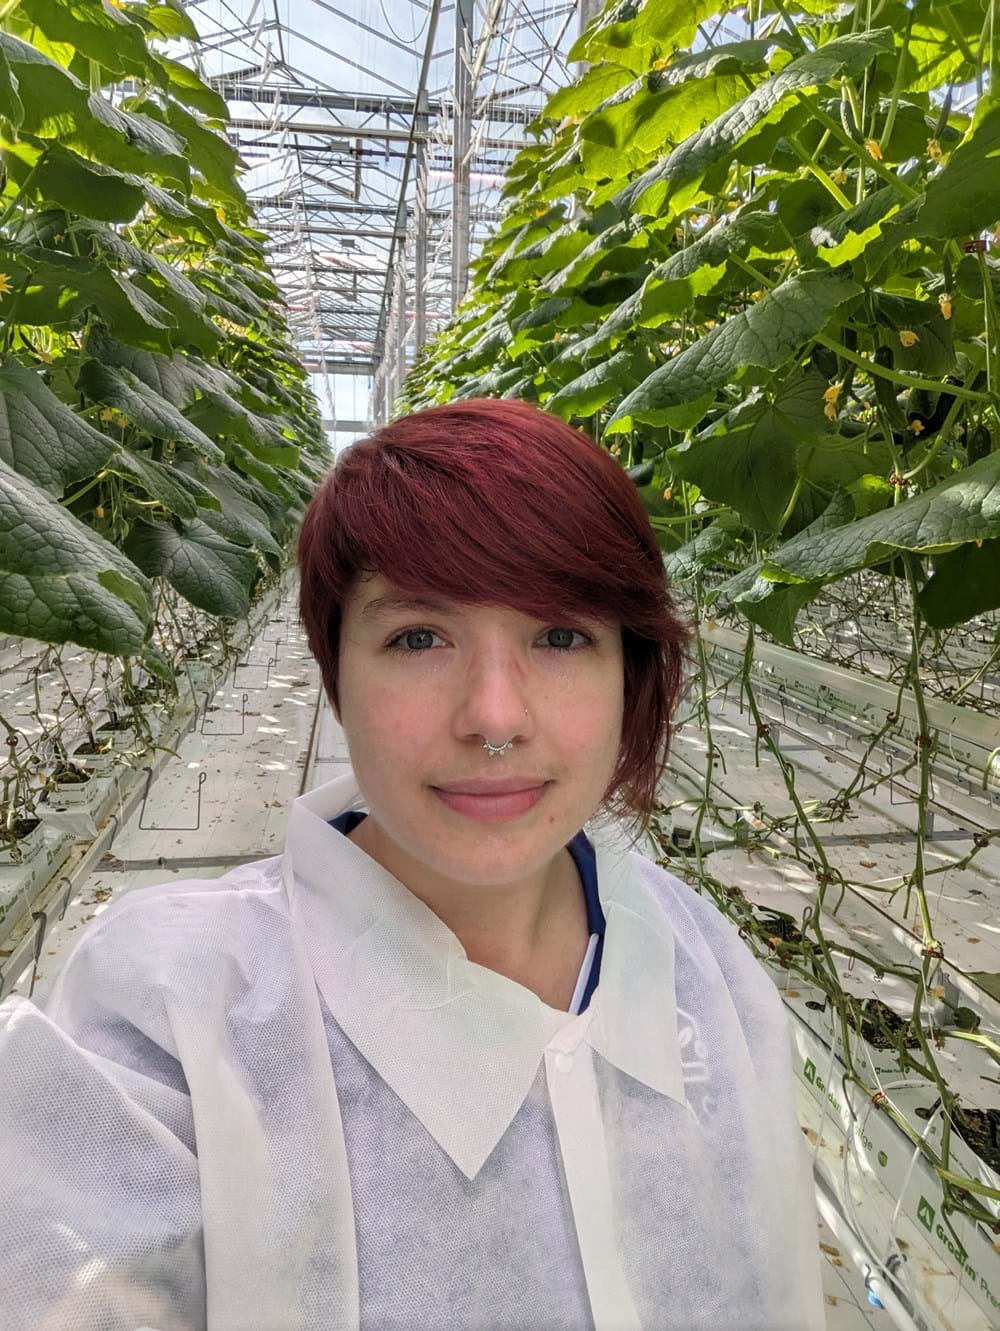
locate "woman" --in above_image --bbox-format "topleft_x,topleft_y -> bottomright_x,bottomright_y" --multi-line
0,398 -> 825,1330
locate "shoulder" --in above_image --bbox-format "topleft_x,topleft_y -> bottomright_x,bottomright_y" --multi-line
43,855 -> 293,1042
627,849 -> 788,1037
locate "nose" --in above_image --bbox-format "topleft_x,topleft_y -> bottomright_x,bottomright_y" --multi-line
455,651 -> 532,749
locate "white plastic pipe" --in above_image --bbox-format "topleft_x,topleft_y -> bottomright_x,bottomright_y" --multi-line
813,1174 -> 929,1331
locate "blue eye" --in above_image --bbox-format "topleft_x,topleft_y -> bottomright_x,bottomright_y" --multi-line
385,627 -> 594,655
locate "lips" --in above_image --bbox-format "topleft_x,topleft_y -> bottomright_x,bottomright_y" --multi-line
433,783 -> 550,821
433,778 -> 548,795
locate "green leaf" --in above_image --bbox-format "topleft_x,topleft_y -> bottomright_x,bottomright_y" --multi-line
0,45 -> 24,127
158,97 -> 245,205
541,61 -> 634,123
77,361 -> 224,460
196,469 -> 282,561
123,516 -> 256,617
30,143 -> 146,222
155,56 -> 229,120
16,0 -> 151,77
917,539 -> 1000,629
140,0 -> 200,39
0,357 -> 116,494
711,494 -> 854,636
764,451 -> 1000,584
545,348 -> 642,419
184,390 -> 297,462
0,32 -> 88,137
0,453 -> 151,652
5,250 -> 176,351
106,448 -> 199,520
570,0 -> 721,76
615,29 -> 895,218
740,584 -> 819,646
84,328 -> 237,408
664,523 -> 735,581
581,41 -> 777,166
608,270 -> 862,431
671,369 -> 833,531
917,96 -> 1000,241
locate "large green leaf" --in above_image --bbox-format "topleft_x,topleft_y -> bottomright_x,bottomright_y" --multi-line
140,97 -> 245,205
545,348 -> 645,419
77,361 -> 224,460
763,450 -> 1000,584
105,448 -> 199,520
607,270 -> 862,432
670,369 -> 834,531
84,329 -> 240,408
195,469 -> 282,562
917,96 -> 1000,241
14,0 -> 151,76
124,516 -> 257,617
580,41 -> 778,169
0,248 -> 176,350
0,454 -> 151,651
917,539 -> 1000,629
30,144 -> 147,222
0,38 -> 187,182
184,390 -> 297,463
569,0 -> 721,76
0,357 -> 116,494
155,56 -> 229,120
615,30 -> 894,218
0,45 -> 24,127
664,522 -> 735,582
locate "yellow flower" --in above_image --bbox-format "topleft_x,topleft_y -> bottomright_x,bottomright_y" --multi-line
704,319 -> 716,329
899,329 -> 919,347
938,292 -> 952,321
610,444 -> 622,457
830,167 -> 849,185
822,382 -> 843,421
662,487 -> 672,501
750,289 -> 766,302
865,139 -> 883,161
909,417 -> 924,434
926,139 -> 942,162
0,273 -> 13,297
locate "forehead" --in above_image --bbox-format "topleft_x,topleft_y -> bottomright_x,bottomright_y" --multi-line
348,575 -> 604,627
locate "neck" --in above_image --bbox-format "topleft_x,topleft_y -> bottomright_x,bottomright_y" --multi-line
346,819 -> 587,1003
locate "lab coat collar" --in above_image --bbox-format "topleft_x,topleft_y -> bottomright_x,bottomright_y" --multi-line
283,768 -> 688,1181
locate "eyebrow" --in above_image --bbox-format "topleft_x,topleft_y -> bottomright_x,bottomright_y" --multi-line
360,594 -> 460,622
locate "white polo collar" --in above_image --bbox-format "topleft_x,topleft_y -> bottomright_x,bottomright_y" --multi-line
282,769 -> 688,1181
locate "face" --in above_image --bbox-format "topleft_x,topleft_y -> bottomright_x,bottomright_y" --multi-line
332,571 -> 625,894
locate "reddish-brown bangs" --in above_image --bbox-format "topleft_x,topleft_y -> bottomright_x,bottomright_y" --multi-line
297,397 -> 690,837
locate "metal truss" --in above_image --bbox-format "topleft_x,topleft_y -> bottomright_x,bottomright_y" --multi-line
175,0 -> 589,428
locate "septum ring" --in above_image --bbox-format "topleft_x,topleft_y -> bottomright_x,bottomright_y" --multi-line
483,707 -> 528,757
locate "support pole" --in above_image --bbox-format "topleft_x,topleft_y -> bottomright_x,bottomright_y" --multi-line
414,88 -> 429,355
395,241 -> 407,399
452,0 -> 474,314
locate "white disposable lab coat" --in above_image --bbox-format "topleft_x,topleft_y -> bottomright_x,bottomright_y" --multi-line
0,769 -> 826,1331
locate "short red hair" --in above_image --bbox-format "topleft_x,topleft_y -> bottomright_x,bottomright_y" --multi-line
297,397 -> 689,837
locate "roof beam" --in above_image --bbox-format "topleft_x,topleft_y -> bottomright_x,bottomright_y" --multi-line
228,116 -> 522,150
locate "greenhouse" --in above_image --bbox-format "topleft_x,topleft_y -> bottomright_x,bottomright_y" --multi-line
0,0 -> 998,1326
